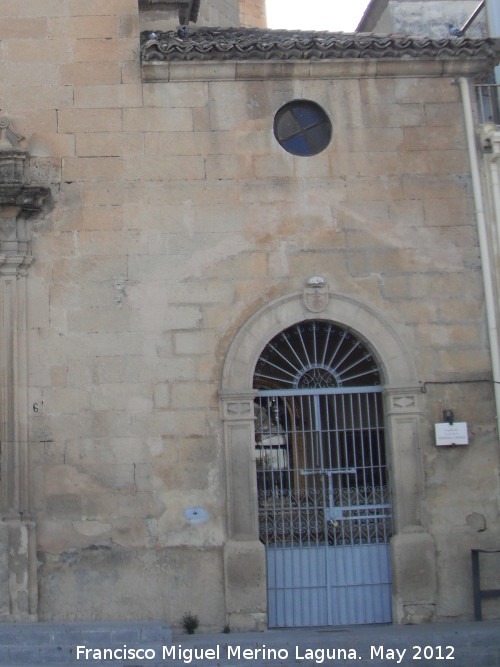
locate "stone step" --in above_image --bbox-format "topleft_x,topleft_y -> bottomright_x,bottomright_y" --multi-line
0,620 -> 499,667
165,622 -> 500,667
0,620 -> 171,666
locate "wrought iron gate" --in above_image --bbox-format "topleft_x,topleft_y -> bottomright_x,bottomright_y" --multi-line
254,322 -> 393,627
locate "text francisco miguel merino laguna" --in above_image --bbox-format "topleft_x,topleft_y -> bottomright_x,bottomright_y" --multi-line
76,644 -> 356,663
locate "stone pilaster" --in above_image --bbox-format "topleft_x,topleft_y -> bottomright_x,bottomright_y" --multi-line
384,387 -> 437,624
0,117 -> 51,621
219,390 -> 267,631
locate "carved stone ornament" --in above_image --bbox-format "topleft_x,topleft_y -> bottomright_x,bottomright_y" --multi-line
303,275 -> 329,313
0,116 -> 24,149
392,395 -> 416,410
223,399 -> 256,423
0,116 -> 51,275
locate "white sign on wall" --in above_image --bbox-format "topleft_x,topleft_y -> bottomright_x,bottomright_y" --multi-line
434,422 -> 469,446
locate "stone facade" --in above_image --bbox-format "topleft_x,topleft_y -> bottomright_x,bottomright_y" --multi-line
0,0 -> 500,630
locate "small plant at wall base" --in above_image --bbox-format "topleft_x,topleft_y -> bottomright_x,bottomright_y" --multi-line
182,613 -> 199,634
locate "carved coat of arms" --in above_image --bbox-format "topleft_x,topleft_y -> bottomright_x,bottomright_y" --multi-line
303,276 -> 329,313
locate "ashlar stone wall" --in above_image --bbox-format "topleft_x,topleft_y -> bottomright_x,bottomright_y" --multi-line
0,0 -> 499,628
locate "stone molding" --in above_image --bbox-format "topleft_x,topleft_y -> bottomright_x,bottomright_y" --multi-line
385,388 -> 422,416
219,391 -> 256,422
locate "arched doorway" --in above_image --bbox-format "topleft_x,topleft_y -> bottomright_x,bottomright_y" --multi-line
220,291 -> 433,631
253,320 -> 392,627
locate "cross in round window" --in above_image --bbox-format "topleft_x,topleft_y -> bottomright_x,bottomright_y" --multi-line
274,100 -> 332,157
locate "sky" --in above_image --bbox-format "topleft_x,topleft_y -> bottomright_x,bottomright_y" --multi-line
265,0 -> 372,32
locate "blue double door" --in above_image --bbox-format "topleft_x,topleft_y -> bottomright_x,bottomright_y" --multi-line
255,388 -> 393,627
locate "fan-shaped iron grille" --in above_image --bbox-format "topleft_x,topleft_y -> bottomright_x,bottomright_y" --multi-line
253,321 -> 381,391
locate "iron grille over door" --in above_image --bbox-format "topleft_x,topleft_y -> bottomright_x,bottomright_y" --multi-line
254,322 -> 393,627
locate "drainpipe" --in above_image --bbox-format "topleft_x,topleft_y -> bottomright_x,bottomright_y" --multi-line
459,76 -> 500,442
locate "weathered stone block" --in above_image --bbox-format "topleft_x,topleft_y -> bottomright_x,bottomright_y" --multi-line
62,157 -> 124,182
391,530 -> 437,624
74,84 -> 143,109
0,17 -> 48,39
223,540 -> 267,631
404,126 -> 466,152
362,102 -> 424,128
123,155 -> 205,181
143,81 -> 209,108
0,0 -> 68,17
60,62 -> 122,86
67,0 -> 138,14
58,108 -> 122,133
395,78 -> 460,104
4,85 -> 73,111
49,15 -> 121,39
123,107 -> 193,133
74,38 -> 137,63
5,38 -> 72,64
76,132 -> 143,159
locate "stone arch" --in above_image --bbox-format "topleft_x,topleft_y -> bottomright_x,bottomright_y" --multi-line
221,290 -> 418,392
220,290 -> 435,629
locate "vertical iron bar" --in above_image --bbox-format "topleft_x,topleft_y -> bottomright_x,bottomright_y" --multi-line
339,393 -> 350,621
299,395 -> 310,625
365,392 -> 377,622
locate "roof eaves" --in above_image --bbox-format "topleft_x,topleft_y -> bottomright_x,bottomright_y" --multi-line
141,28 -> 500,72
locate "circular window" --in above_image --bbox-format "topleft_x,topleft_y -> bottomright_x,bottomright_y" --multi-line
274,100 -> 332,157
